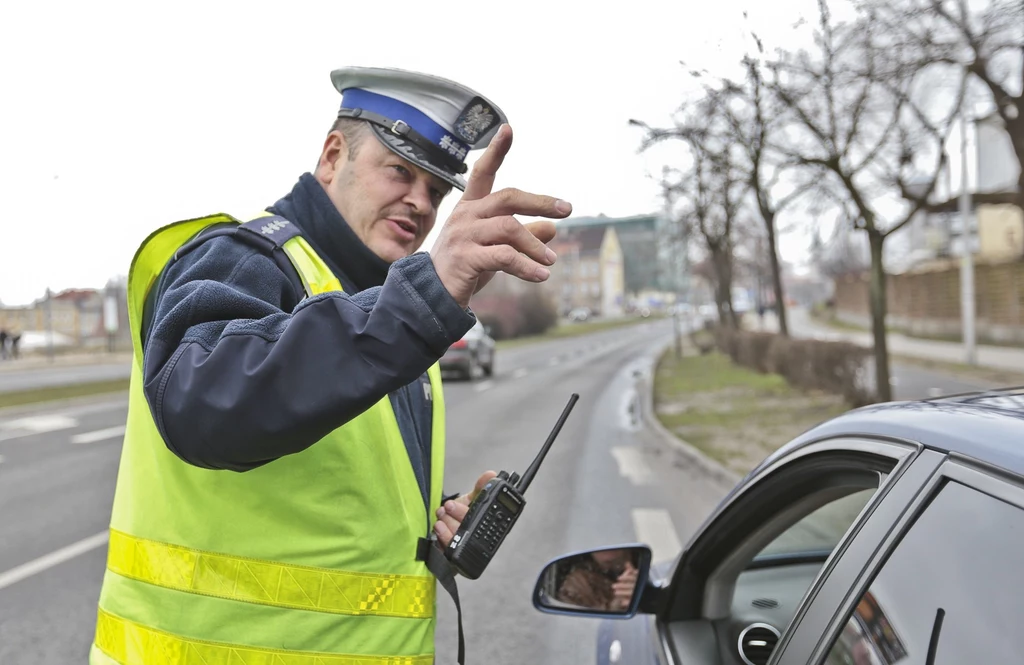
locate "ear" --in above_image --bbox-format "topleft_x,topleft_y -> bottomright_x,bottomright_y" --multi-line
315,131 -> 349,186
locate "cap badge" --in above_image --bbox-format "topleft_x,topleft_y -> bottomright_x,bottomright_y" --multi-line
454,97 -> 498,143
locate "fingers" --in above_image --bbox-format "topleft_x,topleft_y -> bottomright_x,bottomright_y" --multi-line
433,518 -> 454,548
434,470 -> 499,547
477,245 -> 552,282
471,216 -> 557,270
523,220 -> 557,244
472,187 -> 572,220
471,470 -> 498,498
612,589 -> 632,606
433,498 -> 466,548
462,125 -> 512,202
435,512 -> 461,540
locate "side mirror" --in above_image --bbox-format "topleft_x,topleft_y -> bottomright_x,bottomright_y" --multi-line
483,325 -> 494,337
532,545 -> 652,618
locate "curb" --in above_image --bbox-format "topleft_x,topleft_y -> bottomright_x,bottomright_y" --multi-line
640,338 -> 741,488
0,389 -> 129,417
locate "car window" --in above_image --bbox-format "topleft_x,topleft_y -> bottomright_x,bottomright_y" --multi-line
757,488 -> 877,560
822,481 -> 1024,665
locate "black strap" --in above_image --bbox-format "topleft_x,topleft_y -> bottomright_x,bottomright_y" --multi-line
233,216 -> 308,300
418,535 -> 465,665
337,107 -> 468,175
142,216 -> 309,348
237,215 -> 304,247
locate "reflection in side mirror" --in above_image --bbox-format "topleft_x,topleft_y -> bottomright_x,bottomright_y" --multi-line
533,545 -> 651,618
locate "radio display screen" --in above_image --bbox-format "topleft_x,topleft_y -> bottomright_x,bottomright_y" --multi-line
497,491 -> 521,514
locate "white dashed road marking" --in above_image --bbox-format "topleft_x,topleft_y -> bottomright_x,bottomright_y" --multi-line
611,447 -> 653,485
0,415 -> 79,442
71,425 -> 126,444
632,508 -> 682,565
0,532 -> 109,591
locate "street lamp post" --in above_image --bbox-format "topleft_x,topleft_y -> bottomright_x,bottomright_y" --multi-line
45,287 -> 55,363
959,98 -> 977,366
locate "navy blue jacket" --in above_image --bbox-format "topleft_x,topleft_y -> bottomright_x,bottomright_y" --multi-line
140,173 -> 474,505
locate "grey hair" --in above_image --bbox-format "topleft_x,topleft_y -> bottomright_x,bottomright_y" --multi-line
330,117 -> 373,160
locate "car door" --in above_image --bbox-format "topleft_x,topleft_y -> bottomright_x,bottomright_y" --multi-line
775,454 -> 1024,665
649,436 -> 942,665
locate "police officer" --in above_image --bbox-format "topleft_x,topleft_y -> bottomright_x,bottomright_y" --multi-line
90,67 -> 570,665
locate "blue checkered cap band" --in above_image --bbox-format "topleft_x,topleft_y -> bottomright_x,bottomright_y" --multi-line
330,67 -> 506,148
340,89 -> 471,162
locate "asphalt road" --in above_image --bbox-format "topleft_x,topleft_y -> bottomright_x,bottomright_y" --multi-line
0,320 -> 734,664
0,320 -> 1001,664
0,363 -> 131,395
890,361 -> 995,400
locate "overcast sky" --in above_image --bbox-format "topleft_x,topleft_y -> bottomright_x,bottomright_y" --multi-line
0,0 -> 832,306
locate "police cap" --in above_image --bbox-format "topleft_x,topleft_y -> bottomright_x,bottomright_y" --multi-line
331,66 -> 508,191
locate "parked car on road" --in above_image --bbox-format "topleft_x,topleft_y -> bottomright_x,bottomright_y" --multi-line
568,307 -> 593,322
534,388 -> 1024,664
440,320 -> 495,380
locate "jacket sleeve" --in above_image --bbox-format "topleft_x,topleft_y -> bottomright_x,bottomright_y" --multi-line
141,234 -> 474,471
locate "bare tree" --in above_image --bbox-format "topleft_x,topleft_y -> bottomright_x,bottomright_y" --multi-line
638,38 -> 813,337
812,224 -> 871,279
701,146 -> 747,329
715,45 -> 812,336
768,0 -> 966,401
860,0 -> 1023,207
634,103 -> 748,329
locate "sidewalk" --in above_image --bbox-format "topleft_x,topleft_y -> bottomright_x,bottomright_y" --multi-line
0,350 -> 132,373
753,307 -> 1024,374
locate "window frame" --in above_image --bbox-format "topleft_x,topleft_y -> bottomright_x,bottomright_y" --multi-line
662,436 -> 921,625
777,451 -> 1024,664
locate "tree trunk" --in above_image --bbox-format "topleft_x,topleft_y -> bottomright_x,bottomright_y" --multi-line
1005,113 -> 1024,212
714,272 -> 730,327
765,214 -> 789,336
712,249 -> 738,329
867,231 -> 892,402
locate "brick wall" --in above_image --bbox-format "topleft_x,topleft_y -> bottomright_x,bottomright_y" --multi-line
834,259 -> 1024,343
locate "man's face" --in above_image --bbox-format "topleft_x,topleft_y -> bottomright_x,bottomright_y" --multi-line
591,549 -> 630,573
317,130 -> 453,263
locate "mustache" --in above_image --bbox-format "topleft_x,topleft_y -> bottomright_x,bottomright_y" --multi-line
383,208 -> 425,233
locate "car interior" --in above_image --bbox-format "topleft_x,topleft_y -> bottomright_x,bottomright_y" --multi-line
661,455 -> 894,665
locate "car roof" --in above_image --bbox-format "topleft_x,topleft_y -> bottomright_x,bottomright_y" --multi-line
774,387 -> 1024,479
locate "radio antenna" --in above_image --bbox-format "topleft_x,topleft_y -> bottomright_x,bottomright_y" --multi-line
516,393 -> 579,494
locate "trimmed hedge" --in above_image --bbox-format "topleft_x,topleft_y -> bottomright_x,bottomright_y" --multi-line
714,327 -> 877,406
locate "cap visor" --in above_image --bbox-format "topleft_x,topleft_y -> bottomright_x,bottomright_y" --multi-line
368,124 -> 467,191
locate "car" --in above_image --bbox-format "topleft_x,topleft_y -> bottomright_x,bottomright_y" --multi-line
533,387 -> 1024,664
440,320 -> 495,380
568,307 -> 593,322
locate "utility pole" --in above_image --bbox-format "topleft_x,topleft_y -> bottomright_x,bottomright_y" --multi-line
45,287 -> 55,363
659,168 -> 685,360
959,93 -> 976,365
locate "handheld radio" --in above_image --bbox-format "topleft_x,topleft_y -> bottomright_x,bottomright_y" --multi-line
445,393 -> 579,579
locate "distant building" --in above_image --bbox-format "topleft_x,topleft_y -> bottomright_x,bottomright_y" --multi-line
548,225 -> 625,316
0,279 -> 129,351
553,212 -> 681,311
555,214 -> 667,291
901,111 -> 1021,269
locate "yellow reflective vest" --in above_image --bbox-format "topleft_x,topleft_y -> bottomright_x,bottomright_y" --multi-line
91,213 -> 446,665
